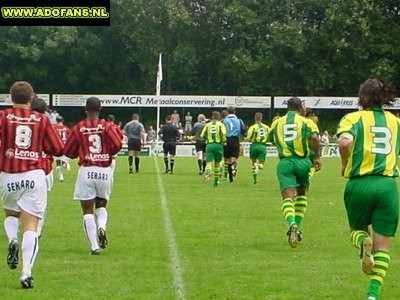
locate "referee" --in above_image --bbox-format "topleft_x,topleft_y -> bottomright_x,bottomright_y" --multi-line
123,113 -> 145,174
158,115 -> 180,174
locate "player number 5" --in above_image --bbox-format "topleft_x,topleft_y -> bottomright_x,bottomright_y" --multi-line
283,124 -> 297,142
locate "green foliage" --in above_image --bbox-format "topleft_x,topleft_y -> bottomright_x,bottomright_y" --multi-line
0,1 -> 398,95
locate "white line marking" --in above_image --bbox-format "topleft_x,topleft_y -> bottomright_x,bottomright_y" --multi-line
154,157 -> 186,300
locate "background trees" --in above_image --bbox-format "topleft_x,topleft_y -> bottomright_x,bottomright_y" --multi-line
0,0 -> 398,126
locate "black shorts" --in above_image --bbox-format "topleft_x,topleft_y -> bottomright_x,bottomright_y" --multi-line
128,138 -> 141,151
223,136 -> 240,158
163,141 -> 177,156
195,140 -> 206,152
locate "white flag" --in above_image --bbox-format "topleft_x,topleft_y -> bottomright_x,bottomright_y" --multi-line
156,53 -> 162,96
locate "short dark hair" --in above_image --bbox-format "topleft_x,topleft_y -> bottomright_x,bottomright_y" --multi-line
85,97 -> 101,112
132,113 -> 139,120
254,112 -> 263,121
212,111 -> 220,120
227,106 -> 235,114
107,114 -> 115,122
358,79 -> 396,109
10,81 -> 34,104
30,97 -> 47,114
287,97 -> 303,111
165,115 -> 172,122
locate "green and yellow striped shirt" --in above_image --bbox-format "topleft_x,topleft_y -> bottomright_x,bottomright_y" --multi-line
268,111 -> 319,158
201,120 -> 227,144
246,122 -> 270,143
337,107 -> 400,178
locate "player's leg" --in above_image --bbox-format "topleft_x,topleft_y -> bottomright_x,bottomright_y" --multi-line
37,171 -> 53,238
19,211 -> 39,288
133,139 -> 141,173
277,159 -> 298,248
169,143 -> 176,173
55,159 -> 64,182
18,170 -> 47,288
163,144 -> 169,173
203,144 -> 214,181
127,138 -> 134,174
249,144 -> 258,184
95,198 -> 108,249
213,145 -> 223,187
3,209 -> 20,270
365,178 -> 398,299
81,200 -> 100,254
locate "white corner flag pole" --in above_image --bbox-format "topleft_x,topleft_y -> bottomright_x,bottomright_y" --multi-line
156,53 -> 163,137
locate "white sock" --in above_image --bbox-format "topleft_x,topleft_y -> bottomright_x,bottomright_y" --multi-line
37,218 -> 44,237
83,214 -> 99,251
21,231 -> 39,278
56,165 -> 64,180
4,216 -> 19,243
95,207 -> 108,230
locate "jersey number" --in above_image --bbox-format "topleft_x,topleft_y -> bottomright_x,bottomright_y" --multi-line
371,127 -> 391,155
283,124 -> 297,142
257,127 -> 267,137
89,134 -> 102,153
209,125 -> 218,134
15,125 -> 32,149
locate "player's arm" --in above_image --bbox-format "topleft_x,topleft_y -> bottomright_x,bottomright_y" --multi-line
220,123 -> 227,144
43,117 -> 64,157
64,128 -> 79,159
107,125 -> 123,155
200,124 -> 208,141
309,133 -> 321,172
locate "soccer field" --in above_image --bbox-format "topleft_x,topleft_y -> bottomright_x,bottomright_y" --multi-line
1,156 -> 399,299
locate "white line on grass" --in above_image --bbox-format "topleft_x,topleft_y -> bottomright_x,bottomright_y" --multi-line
154,157 -> 186,300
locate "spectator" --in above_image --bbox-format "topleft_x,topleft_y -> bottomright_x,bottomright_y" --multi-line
171,109 -> 180,128
185,112 -> 193,134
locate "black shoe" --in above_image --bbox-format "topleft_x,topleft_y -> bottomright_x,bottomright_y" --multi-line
20,276 -> 34,289
91,249 -> 100,255
168,170 -> 173,174
198,171 -> 203,175
7,239 -> 19,270
129,167 -> 133,174
165,169 -> 169,174
98,228 -> 108,249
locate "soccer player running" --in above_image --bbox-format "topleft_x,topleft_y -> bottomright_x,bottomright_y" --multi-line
246,112 -> 270,184
123,113 -> 145,174
158,115 -> 180,174
107,114 -> 124,173
0,81 -> 63,288
191,114 -> 207,175
30,97 -> 55,239
53,116 -> 71,182
64,97 -> 122,255
267,97 -> 321,248
222,106 -> 246,183
201,111 -> 227,187
336,79 -> 399,300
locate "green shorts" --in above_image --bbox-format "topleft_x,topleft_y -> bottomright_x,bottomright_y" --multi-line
205,143 -> 223,163
344,176 -> 399,237
276,157 -> 312,192
249,143 -> 266,162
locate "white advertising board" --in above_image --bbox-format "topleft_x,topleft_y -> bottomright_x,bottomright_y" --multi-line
52,94 -> 271,108
0,94 -> 50,106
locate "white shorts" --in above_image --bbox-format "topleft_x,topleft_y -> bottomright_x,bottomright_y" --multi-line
0,169 -> 47,219
73,166 -> 113,201
54,155 -> 70,163
46,171 -> 54,192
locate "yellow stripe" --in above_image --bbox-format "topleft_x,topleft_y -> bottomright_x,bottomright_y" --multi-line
370,275 -> 384,283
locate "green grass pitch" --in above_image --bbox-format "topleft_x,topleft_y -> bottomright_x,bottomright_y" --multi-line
0,156 -> 399,299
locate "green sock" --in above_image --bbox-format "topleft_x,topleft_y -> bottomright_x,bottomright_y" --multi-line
294,196 -> 307,229
350,230 -> 369,249
367,250 -> 390,299
282,198 -> 295,226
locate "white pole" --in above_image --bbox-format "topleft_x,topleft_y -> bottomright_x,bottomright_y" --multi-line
156,53 -> 163,136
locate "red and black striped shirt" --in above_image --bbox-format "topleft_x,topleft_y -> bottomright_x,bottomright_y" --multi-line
54,124 -> 71,144
64,119 -> 122,167
0,108 -> 64,173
